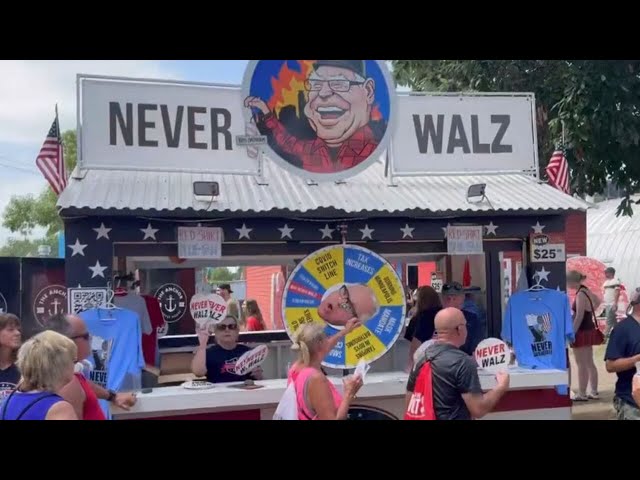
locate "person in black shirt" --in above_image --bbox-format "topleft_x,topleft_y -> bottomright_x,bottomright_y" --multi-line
0,313 -> 22,400
604,288 -> 640,420
406,308 -> 509,420
406,286 -> 442,370
192,315 -> 264,384
440,282 -> 481,356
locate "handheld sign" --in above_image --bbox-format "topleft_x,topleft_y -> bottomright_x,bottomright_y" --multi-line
474,338 -> 512,373
234,344 -> 269,376
189,293 -> 228,328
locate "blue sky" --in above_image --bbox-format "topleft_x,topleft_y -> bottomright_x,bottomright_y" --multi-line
0,60 -> 249,245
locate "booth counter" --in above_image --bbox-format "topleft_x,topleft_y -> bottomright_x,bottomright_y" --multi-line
111,367 -> 570,421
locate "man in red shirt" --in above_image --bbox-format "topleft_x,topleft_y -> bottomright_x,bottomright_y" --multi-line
244,60 -> 383,174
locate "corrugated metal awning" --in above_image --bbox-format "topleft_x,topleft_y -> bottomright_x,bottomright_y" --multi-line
57,158 -> 589,217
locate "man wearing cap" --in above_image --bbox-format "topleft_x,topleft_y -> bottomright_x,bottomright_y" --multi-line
602,267 -> 621,339
216,284 -> 243,328
245,60 -> 383,174
604,288 -> 640,420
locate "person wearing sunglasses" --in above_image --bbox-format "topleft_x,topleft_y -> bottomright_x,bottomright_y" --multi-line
46,313 -> 137,420
440,282 -> 481,356
192,315 -> 263,384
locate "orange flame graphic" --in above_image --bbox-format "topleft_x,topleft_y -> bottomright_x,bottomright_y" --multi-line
268,60 -> 315,118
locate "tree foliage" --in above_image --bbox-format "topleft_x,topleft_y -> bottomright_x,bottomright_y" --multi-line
0,236 -> 58,258
2,130 -> 77,237
392,60 -> 640,216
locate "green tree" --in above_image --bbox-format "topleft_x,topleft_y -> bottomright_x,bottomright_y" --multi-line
392,60 -> 640,216
0,236 -> 58,257
2,130 -> 77,236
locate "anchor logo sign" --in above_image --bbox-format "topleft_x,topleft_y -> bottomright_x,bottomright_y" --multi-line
155,283 -> 187,323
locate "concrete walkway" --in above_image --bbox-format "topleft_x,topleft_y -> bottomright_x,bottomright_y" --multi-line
569,345 -> 617,420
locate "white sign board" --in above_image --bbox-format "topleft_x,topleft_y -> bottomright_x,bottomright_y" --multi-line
447,226 -> 484,255
431,273 -> 443,293
391,93 -> 538,175
67,287 -> 108,314
530,233 -> 566,263
178,227 -> 222,259
78,76 -> 260,174
234,344 -> 269,376
474,338 -> 512,373
189,293 -> 228,328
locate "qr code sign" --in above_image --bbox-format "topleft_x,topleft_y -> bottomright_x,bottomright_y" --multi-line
68,288 -> 108,314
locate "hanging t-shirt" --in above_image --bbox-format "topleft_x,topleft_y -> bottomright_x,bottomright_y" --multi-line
0,363 -> 20,401
502,289 -> 574,371
141,295 -> 165,366
114,293 -> 153,335
80,307 -> 145,418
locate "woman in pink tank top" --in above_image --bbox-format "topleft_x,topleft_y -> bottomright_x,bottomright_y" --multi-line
287,321 -> 363,420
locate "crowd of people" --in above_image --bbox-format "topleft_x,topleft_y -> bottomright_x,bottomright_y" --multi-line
1,263 -> 639,421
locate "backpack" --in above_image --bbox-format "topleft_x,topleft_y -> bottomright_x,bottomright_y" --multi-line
404,355 -> 439,421
273,382 -> 299,420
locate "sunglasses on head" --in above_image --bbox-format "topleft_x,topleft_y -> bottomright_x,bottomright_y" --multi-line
215,323 -> 238,331
442,282 -> 463,292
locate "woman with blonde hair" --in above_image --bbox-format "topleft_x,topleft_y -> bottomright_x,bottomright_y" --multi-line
1,331 -> 78,420
244,299 -> 266,331
288,322 -> 363,420
567,270 -> 603,401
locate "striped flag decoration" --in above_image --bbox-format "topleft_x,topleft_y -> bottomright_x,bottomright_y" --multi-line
545,149 -> 570,194
539,313 -> 552,333
36,108 -> 67,196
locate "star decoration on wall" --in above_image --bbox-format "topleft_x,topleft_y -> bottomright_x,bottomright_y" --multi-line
359,224 -> 375,240
484,221 -> 498,236
278,224 -> 294,240
68,239 -> 87,257
93,223 -> 112,240
89,260 -> 107,279
532,221 -> 546,234
534,266 -> 551,282
236,223 -> 253,240
442,223 -> 452,238
319,224 -> 334,240
140,223 -> 159,241
400,224 -> 414,239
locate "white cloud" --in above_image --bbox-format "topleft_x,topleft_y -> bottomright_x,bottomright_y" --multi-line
0,60 -> 180,144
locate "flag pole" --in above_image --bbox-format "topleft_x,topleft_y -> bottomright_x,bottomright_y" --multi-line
561,120 -> 565,147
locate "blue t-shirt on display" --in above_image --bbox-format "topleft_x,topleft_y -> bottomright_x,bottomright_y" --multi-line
502,289 -> 574,371
80,307 -> 145,418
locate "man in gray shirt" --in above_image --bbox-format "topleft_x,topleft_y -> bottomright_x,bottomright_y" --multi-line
406,308 -> 510,420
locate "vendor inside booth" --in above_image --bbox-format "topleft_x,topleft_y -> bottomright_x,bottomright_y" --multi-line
54,61 -> 588,420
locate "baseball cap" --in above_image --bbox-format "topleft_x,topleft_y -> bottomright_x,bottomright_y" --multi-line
218,283 -> 233,293
442,282 -> 464,295
314,60 -> 366,78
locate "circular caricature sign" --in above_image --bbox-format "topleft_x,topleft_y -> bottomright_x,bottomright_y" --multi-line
282,244 -> 406,370
33,285 -> 68,328
0,292 -> 7,313
474,338 -> 512,373
155,284 -> 187,324
241,60 -> 396,182
189,293 -> 228,328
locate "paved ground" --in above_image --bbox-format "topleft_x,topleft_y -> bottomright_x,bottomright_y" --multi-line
569,345 -> 617,420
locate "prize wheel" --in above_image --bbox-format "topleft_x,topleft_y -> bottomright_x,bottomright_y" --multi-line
282,244 -> 406,370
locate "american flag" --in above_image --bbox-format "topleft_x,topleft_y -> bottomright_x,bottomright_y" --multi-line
539,313 -> 552,333
545,149 -> 570,194
36,111 -> 67,196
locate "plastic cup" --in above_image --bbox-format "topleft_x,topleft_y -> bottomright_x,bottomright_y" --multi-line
635,362 -> 640,376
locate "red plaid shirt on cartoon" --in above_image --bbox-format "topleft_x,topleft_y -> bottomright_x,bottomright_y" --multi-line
262,113 -> 378,173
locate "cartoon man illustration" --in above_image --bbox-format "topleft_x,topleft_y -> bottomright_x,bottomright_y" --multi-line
318,284 -> 379,328
244,60 -> 383,174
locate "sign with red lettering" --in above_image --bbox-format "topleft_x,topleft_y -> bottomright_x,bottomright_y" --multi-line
474,337 -> 511,373
447,226 -> 483,255
189,293 -> 228,328
178,227 -> 222,259
234,344 -> 269,376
